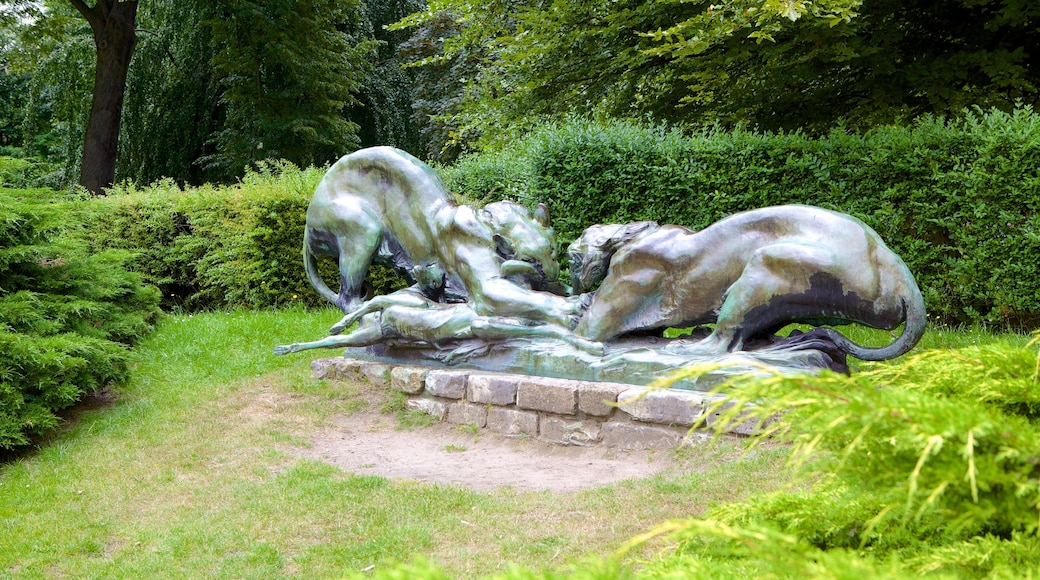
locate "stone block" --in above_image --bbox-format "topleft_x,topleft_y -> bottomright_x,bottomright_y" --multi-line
516,378 -> 577,415
359,363 -> 392,387
577,382 -> 626,417
467,374 -> 518,406
310,358 -> 363,381
486,407 -> 539,437
425,371 -> 467,399
310,358 -> 338,380
391,366 -> 428,395
447,402 -> 488,428
406,397 -> 448,421
617,387 -> 706,426
601,421 -> 682,450
539,416 -> 601,446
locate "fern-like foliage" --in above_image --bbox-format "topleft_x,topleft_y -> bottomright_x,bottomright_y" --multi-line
0,191 -> 161,449
628,335 -> 1040,578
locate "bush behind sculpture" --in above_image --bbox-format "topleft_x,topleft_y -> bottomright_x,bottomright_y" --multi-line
51,107 -> 1040,329
444,107 -> 1040,329
77,161 -> 404,312
0,190 -> 161,449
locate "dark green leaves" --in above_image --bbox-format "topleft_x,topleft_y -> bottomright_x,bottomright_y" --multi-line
0,192 -> 160,449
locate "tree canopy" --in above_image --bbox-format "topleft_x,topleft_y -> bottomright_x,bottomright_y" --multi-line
394,0 -> 1040,149
2,0 -> 1040,186
2,0 -> 418,187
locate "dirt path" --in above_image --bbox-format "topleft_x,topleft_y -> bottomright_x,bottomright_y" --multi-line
297,412 -> 695,493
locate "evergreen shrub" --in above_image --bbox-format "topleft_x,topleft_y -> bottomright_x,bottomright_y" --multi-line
445,108 -> 1040,329
0,189 -> 161,449
625,337 -> 1040,578
81,161 -> 404,312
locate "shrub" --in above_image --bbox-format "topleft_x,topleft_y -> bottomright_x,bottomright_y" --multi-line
621,336 -> 1040,578
0,155 -> 63,190
76,161 -> 405,312
0,189 -> 161,449
444,108 -> 1040,329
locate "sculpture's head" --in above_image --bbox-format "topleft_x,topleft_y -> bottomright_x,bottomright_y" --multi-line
482,201 -> 560,290
567,221 -> 659,295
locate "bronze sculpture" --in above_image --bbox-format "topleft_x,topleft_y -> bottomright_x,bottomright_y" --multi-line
274,287 -> 604,360
302,146 -> 582,326
279,147 -> 927,388
569,205 -> 926,360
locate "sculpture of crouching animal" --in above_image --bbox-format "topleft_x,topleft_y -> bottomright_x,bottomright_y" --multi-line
569,205 -> 926,361
303,146 -> 582,328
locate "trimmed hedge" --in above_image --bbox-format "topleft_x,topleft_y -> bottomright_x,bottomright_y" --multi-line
75,161 -> 403,313
444,109 -> 1040,329
0,189 -> 161,449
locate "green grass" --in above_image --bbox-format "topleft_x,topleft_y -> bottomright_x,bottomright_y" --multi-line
1,310 -> 1030,578
0,307 -> 796,578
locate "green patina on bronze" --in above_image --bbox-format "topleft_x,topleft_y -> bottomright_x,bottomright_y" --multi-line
280,147 -> 927,389
302,146 -> 582,326
570,205 -> 926,362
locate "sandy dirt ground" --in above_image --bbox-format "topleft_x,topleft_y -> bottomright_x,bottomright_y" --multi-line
296,411 -> 699,493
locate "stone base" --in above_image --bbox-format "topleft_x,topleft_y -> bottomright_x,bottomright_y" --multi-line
338,331 -> 837,391
313,357 -> 770,450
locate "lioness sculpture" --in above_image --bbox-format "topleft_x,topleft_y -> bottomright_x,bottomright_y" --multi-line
570,205 -> 926,361
303,146 -> 581,327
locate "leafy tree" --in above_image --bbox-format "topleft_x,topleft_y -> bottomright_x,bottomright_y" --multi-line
9,0 -> 403,188
395,0 -> 1040,142
350,0 -> 425,154
68,0 -> 138,194
396,10 -> 482,163
0,61 -> 28,152
5,0 -> 142,192
117,0 -> 222,185
203,0 -> 378,178
4,2 -> 95,188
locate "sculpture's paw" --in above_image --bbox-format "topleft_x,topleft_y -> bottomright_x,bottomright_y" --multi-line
273,344 -> 293,355
329,323 -> 346,335
582,341 -> 606,357
565,293 -> 594,314
565,313 -> 582,330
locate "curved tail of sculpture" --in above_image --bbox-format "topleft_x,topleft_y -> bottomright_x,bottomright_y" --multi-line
303,230 -> 339,306
816,283 -> 927,362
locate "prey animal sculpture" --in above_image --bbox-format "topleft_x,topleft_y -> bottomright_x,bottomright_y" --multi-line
274,288 -> 604,358
303,146 -> 582,327
568,205 -> 926,361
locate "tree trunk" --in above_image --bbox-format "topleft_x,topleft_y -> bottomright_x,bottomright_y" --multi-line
72,0 -> 139,194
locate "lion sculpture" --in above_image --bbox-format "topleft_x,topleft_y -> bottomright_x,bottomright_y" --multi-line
303,146 -> 582,329
568,205 -> 926,361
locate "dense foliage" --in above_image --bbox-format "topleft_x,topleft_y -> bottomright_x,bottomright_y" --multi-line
68,161 -> 403,313
444,108 -> 1040,329
394,0 -> 1040,149
204,0 -> 377,178
0,189 -> 160,449
74,162 -> 326,311
627,336 -> 1040,578
3,0 -> 421,188
344,336 -> 1040,579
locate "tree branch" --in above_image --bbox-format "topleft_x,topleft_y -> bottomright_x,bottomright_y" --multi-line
68,0 -> 103,33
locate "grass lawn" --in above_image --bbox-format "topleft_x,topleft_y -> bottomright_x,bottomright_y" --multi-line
0,308 -> 803,578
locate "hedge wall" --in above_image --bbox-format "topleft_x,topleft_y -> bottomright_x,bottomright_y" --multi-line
73,162 -> 403,313
445,109 -> 1040,329
51,109 -> 1040,329
77,164 -> 324,312
0,189 -> 161,449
